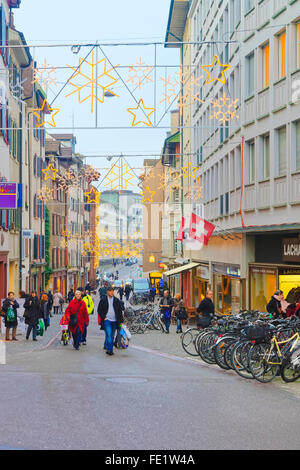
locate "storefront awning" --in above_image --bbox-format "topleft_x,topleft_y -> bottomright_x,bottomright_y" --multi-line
164,262 -> 200,277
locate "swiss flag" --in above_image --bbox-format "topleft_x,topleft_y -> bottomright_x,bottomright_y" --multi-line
188,213 -> 215,245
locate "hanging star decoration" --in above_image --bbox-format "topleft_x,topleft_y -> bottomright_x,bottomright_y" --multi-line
66,51 -> 119,114
141,186 -> 156,203
37,187 -> 54,202
127,98 -> 155,127
127,57 -> 153,90
42,163 -> 58,181
209,93 -> 239,126
33,99 -> 60,128
160,68 -> 203,111
82,165 -> 101,183
84,187 -> 101,204
201,55 -> 231,85
33,59 -> 57,90
181,161 -> 198,179
104,159 -> 135,193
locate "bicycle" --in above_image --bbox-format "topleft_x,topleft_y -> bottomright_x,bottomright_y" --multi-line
61,325 -> 70,346
248,331 -> 300,383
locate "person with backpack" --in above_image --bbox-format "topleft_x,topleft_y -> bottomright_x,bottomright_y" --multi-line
81,289 -> 94,345
24,291 -> 43,341
65,289 -> 89,350
2,292 -> 19,341
159,290 -> 174,334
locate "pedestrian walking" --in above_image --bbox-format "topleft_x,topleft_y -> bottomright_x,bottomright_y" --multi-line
47,290 -> 53,317
41,294 -> 50,331
81,289 -> 94,345
196,290 -> 215,328
53,290 -> 63,315
2,292 -> 19,341
97,286 -> 124,356
149,285 -> 156,303
172,293 -> 186,334
99,283 -> 107,300
67,288 -> 74,303
159,290 -> 174,334
125,283 -> 131,301
65,290 -> 89,351
24,291 -> 42,341
118,284 -> 124,301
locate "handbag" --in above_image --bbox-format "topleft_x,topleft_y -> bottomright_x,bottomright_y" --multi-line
69,302 -> 82,328
177,308 -> 188,321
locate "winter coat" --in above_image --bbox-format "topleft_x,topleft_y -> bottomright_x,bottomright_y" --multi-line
65,298 -> 89,335
24,296 -> 42,327
53,292 -> 63,307
172,298 -> 185,317
2,299 -> 19,328
97,296 -> 124,330
67,291 -> 74,303
197,298 -> 215,318
266,296 -> 282,317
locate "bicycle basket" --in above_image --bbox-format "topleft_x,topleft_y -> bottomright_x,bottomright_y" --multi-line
243,325 -> 267,341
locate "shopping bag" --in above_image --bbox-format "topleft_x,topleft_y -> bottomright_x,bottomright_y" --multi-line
121,324 -> 132,340
37,319 -> 45,336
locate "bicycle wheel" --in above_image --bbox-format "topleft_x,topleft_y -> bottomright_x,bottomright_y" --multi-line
224,340 -> 238,370
248,343 -> 280,383
197,331 -> 218,364
231,340 -> 254,379
181,328 -> 201,356
281,346 -> 300,382
214,336 -> 236,370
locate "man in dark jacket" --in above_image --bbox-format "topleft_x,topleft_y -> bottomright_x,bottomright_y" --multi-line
197,290 -> 215,328
97,286 -> 124,355
159,290 -> 174,333
2,292 -> 19,341
24,291 -> 42,341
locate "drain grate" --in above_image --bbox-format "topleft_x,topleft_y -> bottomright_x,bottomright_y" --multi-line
106,377 -> 148,384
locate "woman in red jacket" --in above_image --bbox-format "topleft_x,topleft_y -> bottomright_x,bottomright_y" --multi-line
65,290 -> 89,350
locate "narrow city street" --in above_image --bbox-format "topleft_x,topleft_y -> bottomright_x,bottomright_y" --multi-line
1,308 -> 300,451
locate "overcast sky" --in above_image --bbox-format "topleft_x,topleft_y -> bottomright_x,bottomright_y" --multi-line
14,0 -> 179,188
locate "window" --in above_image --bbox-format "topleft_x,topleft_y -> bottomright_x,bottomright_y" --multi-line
295,120 -> 300,171
246,140 -> 255,184
245,0 -> 254,14
261,43 -> 269,88
246,52 -> 254,97
296,22 -> 300,69
260,133 -> 270,180
276,126 -> 286,176
277,31 -> 286,79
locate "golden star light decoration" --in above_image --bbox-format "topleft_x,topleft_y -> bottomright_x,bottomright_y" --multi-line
127,98 -> 155,127
201,55 -> 231,85
42,163 -> 59,181
127,57 -> 153,90
84,187 -> 101,204
37,187 -> 54,202
209,93 -> 239,126
181,161 -> 198,179
33,99 -> 60,128
141,186 -> 156,203
104,159 -> 135,193
66,51 -> 119,114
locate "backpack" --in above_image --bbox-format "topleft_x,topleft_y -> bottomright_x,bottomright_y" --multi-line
7,306 -> 15,322
69,302 -> 83,328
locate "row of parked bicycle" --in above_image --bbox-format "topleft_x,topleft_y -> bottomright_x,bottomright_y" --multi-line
124,303 -> 166,334
180,311 -> 300,384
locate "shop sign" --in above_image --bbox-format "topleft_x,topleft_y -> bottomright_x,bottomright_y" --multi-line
196,266 -> 209,279
283,238 -> 300,263
250,266 -> 277,275
213,264 -> 240,277
279,268 -> 300,275
22,229 -> 34,239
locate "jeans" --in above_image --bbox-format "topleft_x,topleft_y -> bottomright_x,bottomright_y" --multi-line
176,318 -> 182,332
81,324 -> 87,343
104,320 -> 117,352
164,317 -> 171,333
26,325 -> 37,340
72,327 -> 82,350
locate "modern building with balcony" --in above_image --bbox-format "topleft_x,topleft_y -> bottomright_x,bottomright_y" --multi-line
166,0 -> 300,313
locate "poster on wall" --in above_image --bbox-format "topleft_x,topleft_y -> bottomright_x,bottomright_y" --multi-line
0,183 -> 18,209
